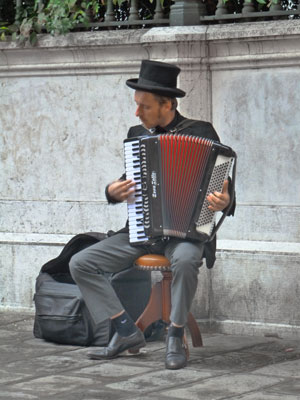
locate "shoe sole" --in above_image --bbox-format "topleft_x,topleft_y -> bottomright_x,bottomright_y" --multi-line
88,340 -> 146,360
165,361 -> 187,370
127,343 -> 146,354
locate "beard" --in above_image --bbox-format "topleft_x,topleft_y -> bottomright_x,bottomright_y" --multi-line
140,109 -> 162,130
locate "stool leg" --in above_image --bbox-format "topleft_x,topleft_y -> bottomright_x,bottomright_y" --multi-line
135,281 -> 163,332
161,271 -> 172,323
136,270 -> 203,349
183,334 -> 190,360
187,312 -> 203,347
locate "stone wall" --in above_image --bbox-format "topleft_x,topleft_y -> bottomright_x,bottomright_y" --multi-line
1,20 -> 299,337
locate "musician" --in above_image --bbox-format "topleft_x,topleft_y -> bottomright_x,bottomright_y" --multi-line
70,60 -> 235,370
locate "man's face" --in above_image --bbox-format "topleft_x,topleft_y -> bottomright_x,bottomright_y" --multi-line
134,91 -> 170,129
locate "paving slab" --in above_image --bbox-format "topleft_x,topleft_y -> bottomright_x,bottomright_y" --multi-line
250,359 -> 300,378
230,392 -> 299,400
158,373 -> 283,400
0,309 -> 300,400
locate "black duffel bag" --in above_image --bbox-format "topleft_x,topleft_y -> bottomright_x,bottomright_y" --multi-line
33,232 -> 152,346
34,272 -> 110,346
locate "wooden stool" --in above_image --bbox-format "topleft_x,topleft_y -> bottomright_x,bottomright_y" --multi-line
134,254 -> 203,348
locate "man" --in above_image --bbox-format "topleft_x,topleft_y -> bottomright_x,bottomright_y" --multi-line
70,60 -> 235,370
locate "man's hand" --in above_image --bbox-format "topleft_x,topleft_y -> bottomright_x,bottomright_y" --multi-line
207,180 -> 230,212
107,179 -> 136,202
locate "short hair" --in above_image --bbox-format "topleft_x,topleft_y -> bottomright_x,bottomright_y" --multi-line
153,94 -> 178,111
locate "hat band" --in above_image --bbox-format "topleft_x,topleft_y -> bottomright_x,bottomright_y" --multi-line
137,76 -> 176,89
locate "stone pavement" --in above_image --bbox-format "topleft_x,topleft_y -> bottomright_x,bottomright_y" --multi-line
0,309 -> 300,400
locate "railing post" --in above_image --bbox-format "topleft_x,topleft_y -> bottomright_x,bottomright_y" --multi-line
242,0 -> 256,13
128,0 -> 139,21
105,0 -> 115,22
269,0 -> 282,11
15,0 -> 22,24
169,0 -> 206,26
215,0 -> 228,15
154,0 -> 164,20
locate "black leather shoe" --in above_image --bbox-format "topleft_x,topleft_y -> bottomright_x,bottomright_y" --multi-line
87,329 -> 146,360
165,335 -> 187,370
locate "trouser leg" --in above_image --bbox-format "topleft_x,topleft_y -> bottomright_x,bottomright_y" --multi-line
69,233 -> 146,325
165,239 -> 204,326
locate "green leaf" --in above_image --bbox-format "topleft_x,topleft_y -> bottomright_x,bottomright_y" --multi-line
34,0 -> 41,12
69,0 -> 78,8
30,31 -> 38,46
18,35 -> 27,45
37,12 -> 46,24
33,22 -> 42,34
76,9 -> 85,16
9,24 -> 19,33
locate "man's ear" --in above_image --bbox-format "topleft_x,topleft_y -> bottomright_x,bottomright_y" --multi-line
165,99 -> 173,112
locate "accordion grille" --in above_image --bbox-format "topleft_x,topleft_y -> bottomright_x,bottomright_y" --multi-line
196,159 -> 233,234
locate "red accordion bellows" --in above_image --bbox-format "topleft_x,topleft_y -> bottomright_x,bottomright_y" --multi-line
160,135 -> 213,237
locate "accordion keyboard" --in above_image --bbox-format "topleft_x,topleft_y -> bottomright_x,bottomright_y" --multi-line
124,139 -> 149,244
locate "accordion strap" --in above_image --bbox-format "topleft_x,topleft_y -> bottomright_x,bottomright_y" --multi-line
208,154 -> 237,242
169,118 -> 198,134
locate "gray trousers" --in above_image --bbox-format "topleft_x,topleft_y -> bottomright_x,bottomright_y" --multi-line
69,232 -> 204,326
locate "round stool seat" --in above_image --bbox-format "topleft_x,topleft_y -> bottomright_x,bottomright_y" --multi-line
135,254 -> 171,271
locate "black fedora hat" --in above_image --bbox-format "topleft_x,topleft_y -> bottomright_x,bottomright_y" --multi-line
126,60 -> 186,98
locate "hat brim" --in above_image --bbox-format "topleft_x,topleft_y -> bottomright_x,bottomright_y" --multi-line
126,79 -> 186,98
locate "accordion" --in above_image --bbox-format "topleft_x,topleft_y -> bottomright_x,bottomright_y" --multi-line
124,134 -> 236,245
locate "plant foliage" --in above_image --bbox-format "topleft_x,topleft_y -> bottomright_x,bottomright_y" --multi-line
1,0 -> 103,45
0,0 -> 171,45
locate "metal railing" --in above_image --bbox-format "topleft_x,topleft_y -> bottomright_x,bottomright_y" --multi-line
200,0 -> 300,23
0,0 -> 299,33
